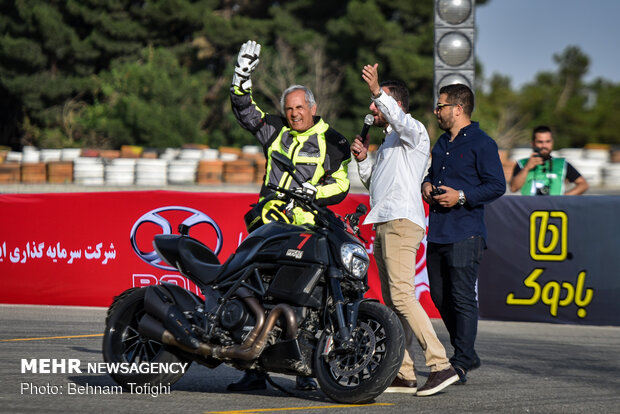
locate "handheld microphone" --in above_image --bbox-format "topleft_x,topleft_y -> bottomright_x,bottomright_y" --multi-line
353,114 -> 374,156
361,114 -> 374,139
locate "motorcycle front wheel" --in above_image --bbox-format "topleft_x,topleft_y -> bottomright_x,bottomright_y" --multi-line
102,287 -> 191,389
313,300 -> 405,404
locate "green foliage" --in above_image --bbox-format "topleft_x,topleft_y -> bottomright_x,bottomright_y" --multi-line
0,0 -> 212,148
474,74 -> 527,149
75,47 -> 207,148
476,44 -> 619,149
589,80 -> 620,145
1,0 -> 619,152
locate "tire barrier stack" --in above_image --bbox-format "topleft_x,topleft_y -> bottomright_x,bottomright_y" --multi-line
47,162 -> 73,184
603,164 -> 620,187
0,145 -> 268,187
135,159 -> 167,186
557,148 -> 606,187
104,158 -> 136,186
197,160 -> 224,185
73,157 -> 105,186
3,145 -> 617,189
168,159 -> 199,185
20,163 -> 47,184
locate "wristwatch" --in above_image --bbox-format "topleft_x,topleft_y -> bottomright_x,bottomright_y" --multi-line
458,190 -> 466,206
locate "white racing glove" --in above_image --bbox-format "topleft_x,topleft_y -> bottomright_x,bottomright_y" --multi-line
295,182 -> 317,202
232,40 -> 261,91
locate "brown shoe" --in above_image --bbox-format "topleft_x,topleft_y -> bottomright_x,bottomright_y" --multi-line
384,376 -> 417,394
416,366 -> 459,397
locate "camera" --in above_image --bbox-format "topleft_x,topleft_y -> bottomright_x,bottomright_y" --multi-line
534,182 -> 550,196
430,187 -> 446,197
533,147 -> 550,160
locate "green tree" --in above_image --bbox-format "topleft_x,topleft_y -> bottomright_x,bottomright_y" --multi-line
514,46 -> 592,148
0,0 -> 210,148
75,47 -> 207,149
475,73 -> 528,149
587,79 -> 620,146
0,0 -> 523,152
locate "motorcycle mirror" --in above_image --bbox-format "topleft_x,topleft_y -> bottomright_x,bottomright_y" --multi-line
355,204 -> 368,215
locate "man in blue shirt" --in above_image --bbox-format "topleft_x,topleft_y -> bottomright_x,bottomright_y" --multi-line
422,83 -> 505,384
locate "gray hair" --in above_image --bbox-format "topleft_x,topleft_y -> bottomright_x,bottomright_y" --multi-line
280,85 -> 316,114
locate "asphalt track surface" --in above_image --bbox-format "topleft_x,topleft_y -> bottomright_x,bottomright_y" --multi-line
2,305 -> 619,414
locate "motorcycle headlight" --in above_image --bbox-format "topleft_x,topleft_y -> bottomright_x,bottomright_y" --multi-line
340,242 -> 369,279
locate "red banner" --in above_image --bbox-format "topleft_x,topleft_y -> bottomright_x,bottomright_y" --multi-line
0,191 -> 438,317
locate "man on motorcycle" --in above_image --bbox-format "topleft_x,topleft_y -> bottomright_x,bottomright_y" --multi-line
228,40 -> 352,392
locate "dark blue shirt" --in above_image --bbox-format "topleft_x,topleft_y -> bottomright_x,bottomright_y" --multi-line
423,122 -> 506,244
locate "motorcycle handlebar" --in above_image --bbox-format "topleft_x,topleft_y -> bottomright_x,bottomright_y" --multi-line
265,185 -> 368,242
344,203 -> 368,243
266,183 -> 329,227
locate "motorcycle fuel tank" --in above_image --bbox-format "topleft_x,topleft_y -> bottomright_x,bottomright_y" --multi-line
244,221 -> 329,265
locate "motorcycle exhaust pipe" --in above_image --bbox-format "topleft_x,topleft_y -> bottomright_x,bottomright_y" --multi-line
139,313 -> 217,355
143,286 -> 174,321
138,313 -> 166,340
138,303 -> 298,361
201,303 -> 297,360
230,303 -> 298,357
142,285 -> 202,350
212,302 -> 298,360
237,296 -> 266,350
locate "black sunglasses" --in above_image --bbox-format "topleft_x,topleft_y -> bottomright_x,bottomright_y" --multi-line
434,103 -> 459,111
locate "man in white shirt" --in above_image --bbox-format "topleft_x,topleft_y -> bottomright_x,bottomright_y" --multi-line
351,63 -> 458,397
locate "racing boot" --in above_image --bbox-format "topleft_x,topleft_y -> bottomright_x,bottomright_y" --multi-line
295,376 -> 317,391
227,369 -> 267,391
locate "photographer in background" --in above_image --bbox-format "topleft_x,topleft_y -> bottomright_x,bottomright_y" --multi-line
510,125 -> 589,195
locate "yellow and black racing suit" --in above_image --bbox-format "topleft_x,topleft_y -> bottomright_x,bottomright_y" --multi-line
230,86 -> 351,212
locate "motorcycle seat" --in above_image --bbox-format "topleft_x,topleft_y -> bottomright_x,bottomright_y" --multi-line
178,237 -> 221,285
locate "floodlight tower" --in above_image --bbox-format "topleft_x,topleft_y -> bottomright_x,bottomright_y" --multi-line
434,0 -> 476,101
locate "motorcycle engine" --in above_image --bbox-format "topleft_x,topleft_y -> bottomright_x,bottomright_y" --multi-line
220,299 -> 255,343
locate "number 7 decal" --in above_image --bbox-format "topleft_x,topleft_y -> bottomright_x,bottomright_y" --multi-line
297,233 -> 312,249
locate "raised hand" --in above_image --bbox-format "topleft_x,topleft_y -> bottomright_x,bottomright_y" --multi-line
232,40 -> 261,90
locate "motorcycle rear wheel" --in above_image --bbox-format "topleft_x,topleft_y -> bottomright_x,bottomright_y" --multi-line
313,300 -> 404,404
102,287 -> 191,388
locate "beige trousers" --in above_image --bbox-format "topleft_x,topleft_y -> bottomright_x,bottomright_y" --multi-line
374,219 -> 451,381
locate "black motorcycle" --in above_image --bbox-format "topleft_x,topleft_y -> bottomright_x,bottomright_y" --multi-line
102,152 -> 405,404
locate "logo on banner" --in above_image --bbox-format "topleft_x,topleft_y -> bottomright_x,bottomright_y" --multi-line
506,209 -> 594,319
506,268 -> 593,318
130,206 -> 223,271
529,210 -> 567,261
